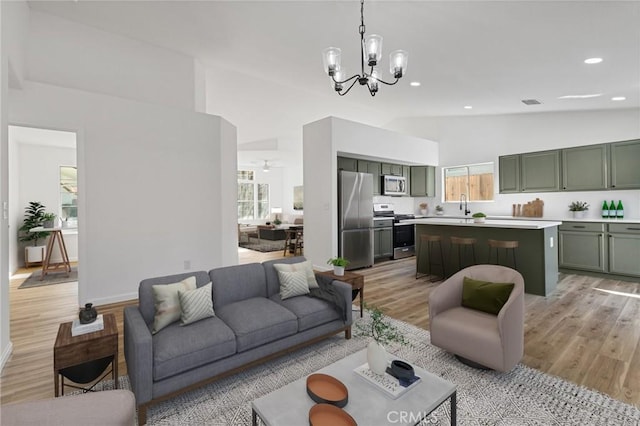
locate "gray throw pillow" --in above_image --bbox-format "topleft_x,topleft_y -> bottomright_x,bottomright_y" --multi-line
152,276 -> 197,334
277,270 -> 311,300
178,283 -> 215,325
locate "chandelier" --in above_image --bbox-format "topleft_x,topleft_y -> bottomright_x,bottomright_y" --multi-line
322,0 -> 408,97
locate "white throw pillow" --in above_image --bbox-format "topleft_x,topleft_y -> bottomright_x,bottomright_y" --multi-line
179,283 -> 215,325
277,270 -> 311,300
273,260 -> 319,289
152,276 -> 197,334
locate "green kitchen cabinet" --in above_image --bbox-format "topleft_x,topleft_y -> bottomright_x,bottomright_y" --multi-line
358,160 -> 381,195
381,163 -> 403,176
558,222 -> 607,272
610,139 -> 640,190
374,227 -> 393,259
498,155 -> 520,193
608,223 -> 640,277
402,165 -> 411,196
562,144 -> 608,191
337,156 -> 358,172
521,150 -> 561,192
410,166 -> 435,197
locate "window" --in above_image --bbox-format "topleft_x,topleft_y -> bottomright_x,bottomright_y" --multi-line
443,163 -> 494,202
237,170 -> 270,220
60,166 -> 78,220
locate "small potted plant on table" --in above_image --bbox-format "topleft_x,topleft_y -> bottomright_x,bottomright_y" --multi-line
569,201 -> 589,219
435,205 -> 444,215
419,202 -> 428,216
327,257 -> 349,276
472,212 -> 487,223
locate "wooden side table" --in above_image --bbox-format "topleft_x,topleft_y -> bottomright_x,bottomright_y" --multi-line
53,312 -> 118,396
316,270 -> 365,317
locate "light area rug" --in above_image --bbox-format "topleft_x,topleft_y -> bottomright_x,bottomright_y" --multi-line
17,267 -> 77,289
88,314 -> 640,425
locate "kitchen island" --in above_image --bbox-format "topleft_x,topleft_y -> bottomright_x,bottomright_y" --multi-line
405,218 -> 562,296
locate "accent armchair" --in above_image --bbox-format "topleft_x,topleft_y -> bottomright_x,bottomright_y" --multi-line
428,264 -> 524,372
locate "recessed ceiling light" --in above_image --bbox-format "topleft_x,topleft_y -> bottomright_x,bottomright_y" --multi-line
584,57 -> 603,64
410,81 -> 421,87
611,96 -> 626,101
463,105 -> 473,109
557,94 -> 602,99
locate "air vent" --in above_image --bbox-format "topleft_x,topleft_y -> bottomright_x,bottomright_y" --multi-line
521,99 -> 542,105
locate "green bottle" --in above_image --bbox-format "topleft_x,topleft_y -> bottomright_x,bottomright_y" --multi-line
602,201 -> 609,219
609,201 -> 617,218
616,200 -> 624,219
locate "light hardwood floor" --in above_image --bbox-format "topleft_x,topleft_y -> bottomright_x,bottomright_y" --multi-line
1,249 -> 639,410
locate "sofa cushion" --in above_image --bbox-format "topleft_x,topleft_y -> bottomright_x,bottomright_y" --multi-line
151,277 -> 197,334
210,263 -> 267,310
153,316 -> 236,381
216,297 -> 298,352
462,276 -> 514,315
273,260 -> 319,290
179,283 -> 215,325
276,295 -> 341,331
277,270 -> 311,300
139,271 -> 211,326
262,256 -> 310,298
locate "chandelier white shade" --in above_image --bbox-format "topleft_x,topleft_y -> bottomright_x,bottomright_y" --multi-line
322,0 -> 408,96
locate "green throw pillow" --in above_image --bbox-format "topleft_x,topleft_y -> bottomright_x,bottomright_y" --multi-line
461,276 -> 514,315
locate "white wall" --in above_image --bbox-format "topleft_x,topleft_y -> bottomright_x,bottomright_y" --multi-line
303,117 -> 439,269
27,10 -> 201,112
9,80 -> 238,306
13,142 -> 78,269
386,109 -> 640,219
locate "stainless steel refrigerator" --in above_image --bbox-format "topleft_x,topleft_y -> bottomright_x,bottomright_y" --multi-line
338,170 -> 374,270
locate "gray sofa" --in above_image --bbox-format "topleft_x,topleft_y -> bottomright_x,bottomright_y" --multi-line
124,256 -> 352,424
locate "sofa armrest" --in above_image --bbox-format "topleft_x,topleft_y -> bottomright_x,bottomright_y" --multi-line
123,306 -> 153,405
328,280 -> 353,326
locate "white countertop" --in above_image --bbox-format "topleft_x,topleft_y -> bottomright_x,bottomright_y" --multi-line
405,218 -> 562,229
414,215 -> 640,225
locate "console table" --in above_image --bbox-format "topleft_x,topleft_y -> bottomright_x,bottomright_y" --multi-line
29,227 -> 73,280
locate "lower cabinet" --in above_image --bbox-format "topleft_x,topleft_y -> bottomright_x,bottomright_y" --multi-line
374,228 -> 393,259
559,221 -> 640,277
608,224 -> 640,277
559,228 -> 607,272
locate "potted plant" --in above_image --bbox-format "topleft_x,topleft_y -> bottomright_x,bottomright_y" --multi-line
419,202 -> 428,216
472,212 -> 487,223
327,257 -> 349,276
42,212 -> 57,229
569,201 -> 589,219
273,218 -> 282,226
18,201 -> 51,266
435,205 -> 444,216
355,304 -> 408,375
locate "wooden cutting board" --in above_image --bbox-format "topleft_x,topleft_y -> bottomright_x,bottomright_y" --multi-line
513,198 -> 544,217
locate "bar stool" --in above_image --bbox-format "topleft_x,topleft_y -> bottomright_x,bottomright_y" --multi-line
487,239 -> 518,269
450,236 -> 477,272
415,234 -> 445,280
283,227 -> 304,256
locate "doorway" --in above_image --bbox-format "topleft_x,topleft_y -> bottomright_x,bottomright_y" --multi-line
8,125 -> 79,284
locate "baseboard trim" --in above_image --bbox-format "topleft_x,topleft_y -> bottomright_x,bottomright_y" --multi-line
0,341 -> 14,372
90,292 -> 138,307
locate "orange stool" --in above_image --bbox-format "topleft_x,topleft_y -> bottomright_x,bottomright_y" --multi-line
487,239 -> 519,269
450,236 -> 477,272
416,234 -> 445,280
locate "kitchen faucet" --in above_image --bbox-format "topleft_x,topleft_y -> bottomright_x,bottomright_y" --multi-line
460,194 -> 471,216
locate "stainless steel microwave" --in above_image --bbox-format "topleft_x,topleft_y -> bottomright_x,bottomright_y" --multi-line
382,175 -> 407,196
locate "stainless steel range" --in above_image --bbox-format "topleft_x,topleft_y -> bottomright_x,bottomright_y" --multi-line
373,204 -> 415,260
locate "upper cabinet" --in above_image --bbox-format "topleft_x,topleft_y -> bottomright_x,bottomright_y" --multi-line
562,144 -> 608,191
381,163 -> 403,176
521,150 -> 561,192
499,139 -> 640,194
410,166 -> 435,197
610,139 -> 640,190
357,160 -> 382,195
498,155 -> 520,193
337,156 -> 358,172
